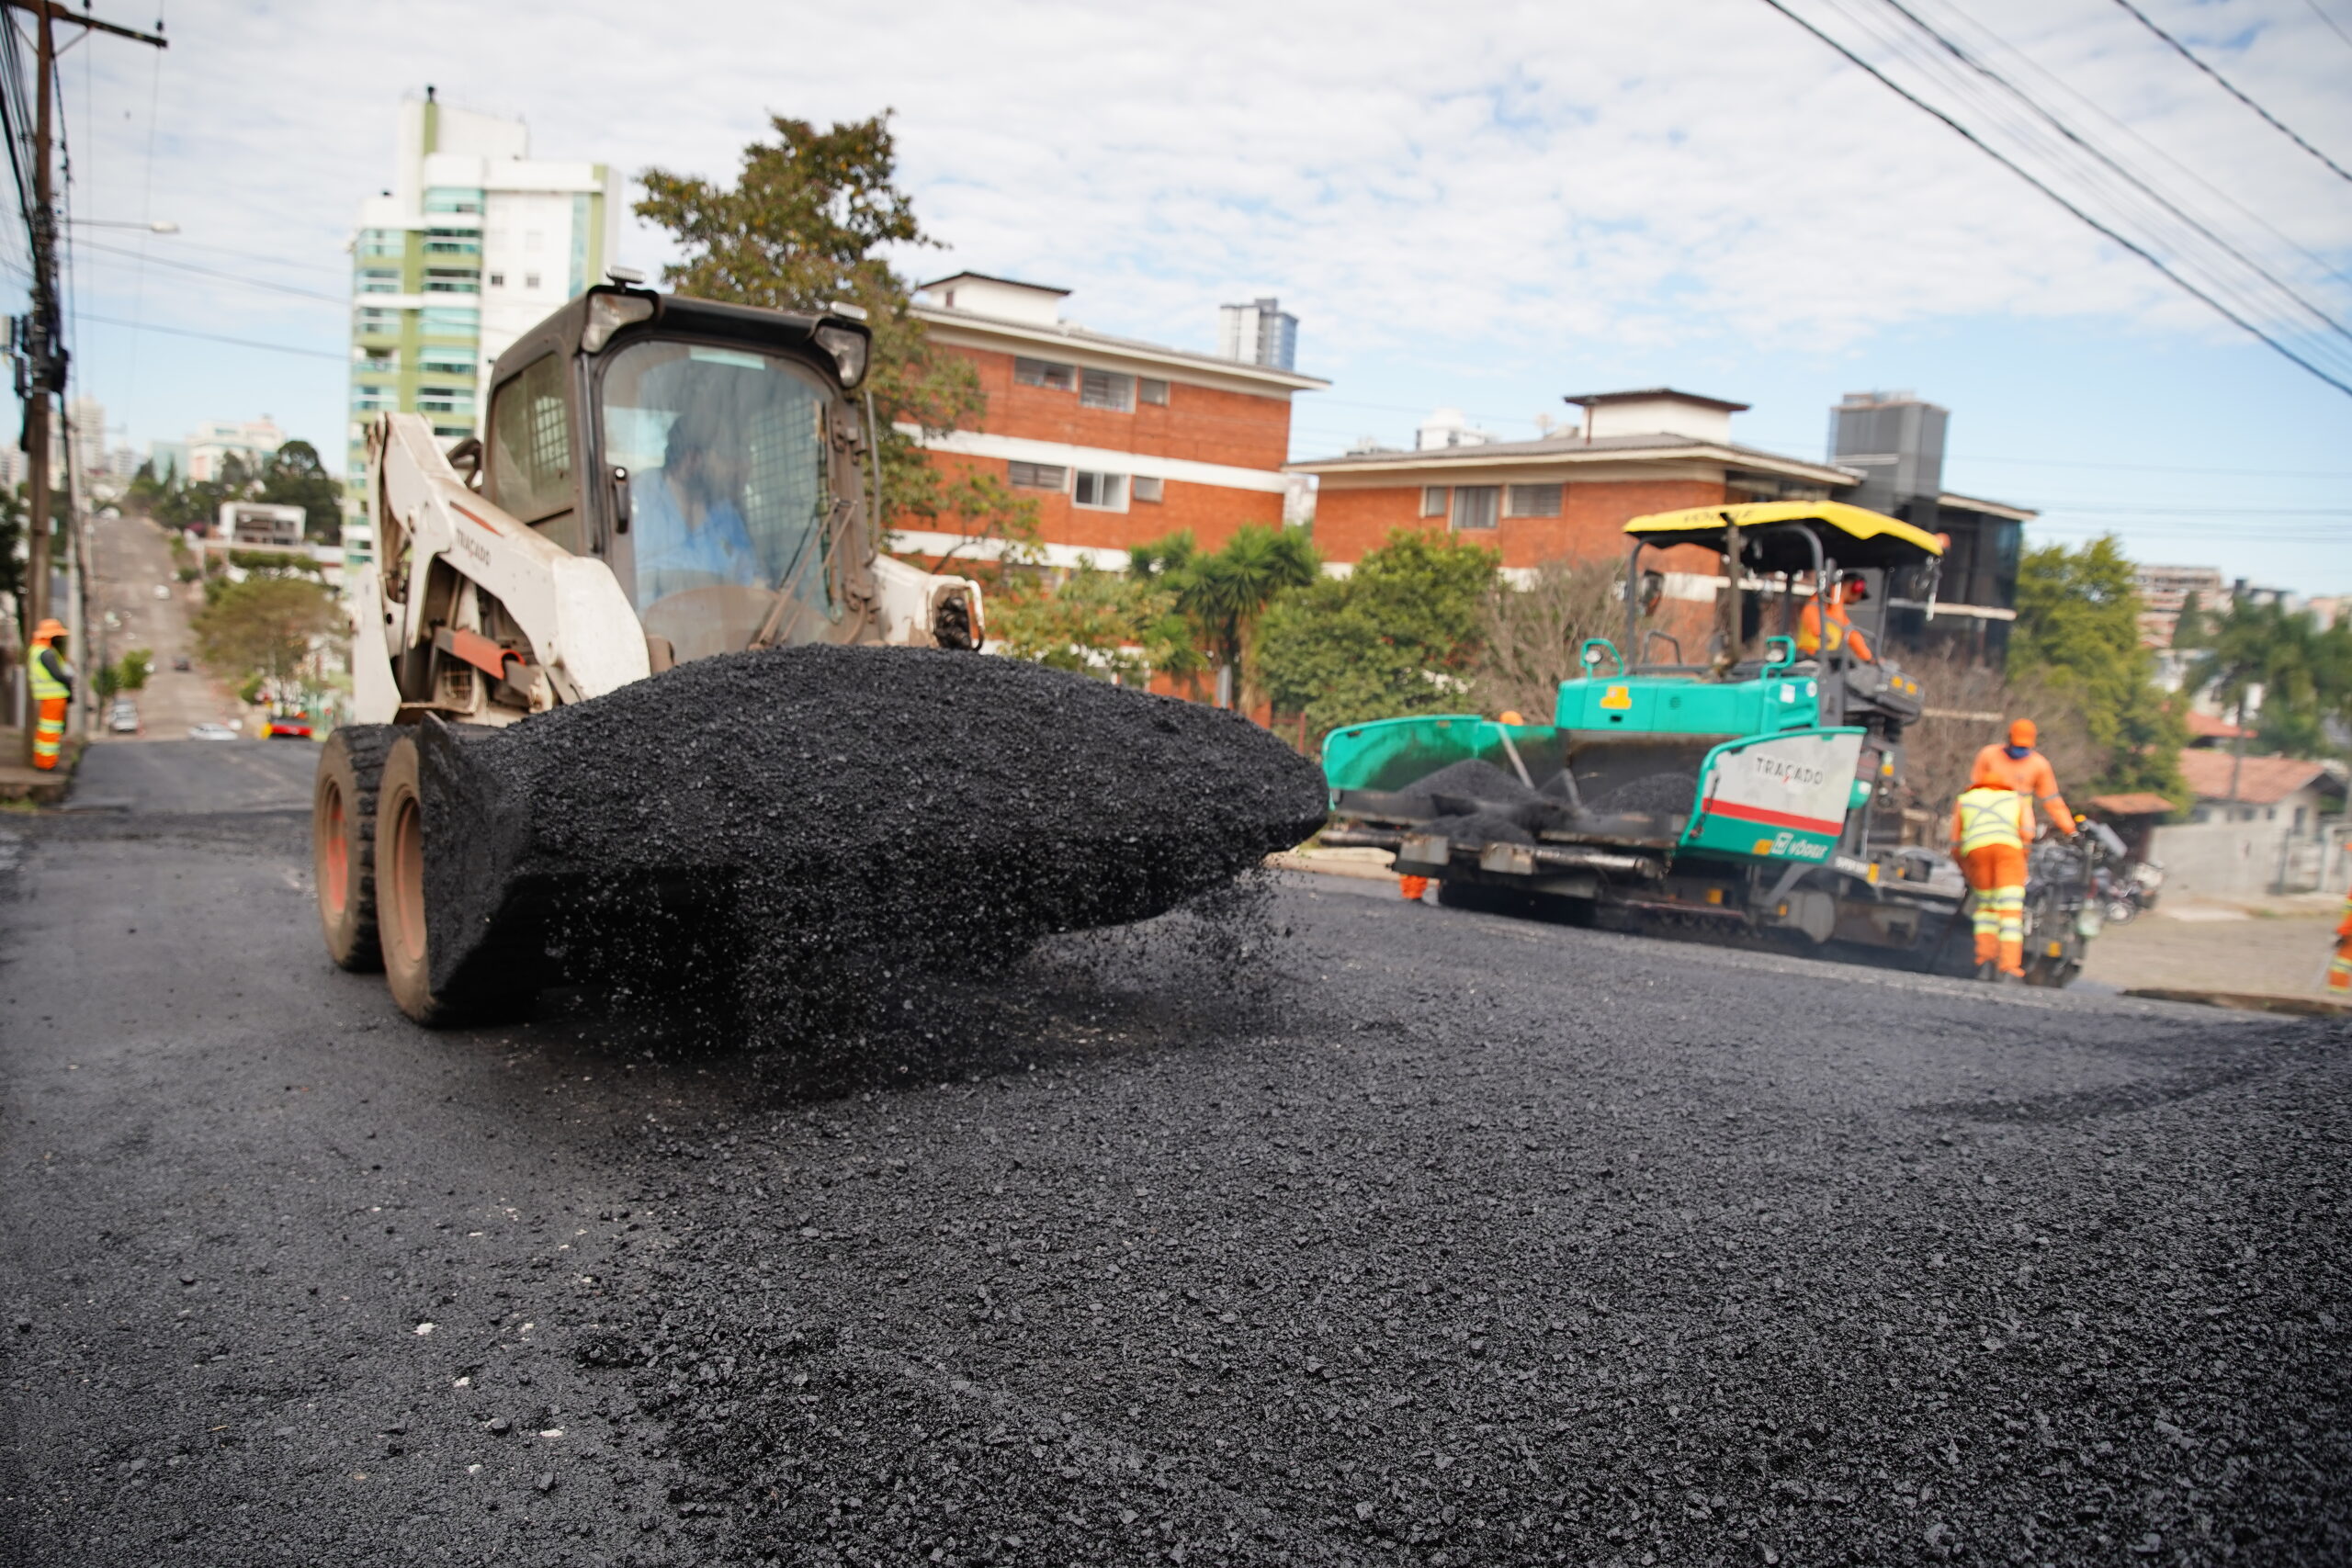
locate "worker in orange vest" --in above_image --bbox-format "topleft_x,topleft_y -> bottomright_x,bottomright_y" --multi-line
1951,781 -> 2032,978
1972,719 -> 2076,839
26,616 -> 73,771
2326,890 -> 2352,995
1796,572 -> 1873,662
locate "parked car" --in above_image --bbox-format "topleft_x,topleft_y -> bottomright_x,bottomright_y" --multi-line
107,700 -> 140,735
171,655 -> 191,671
187,722 -> 238,740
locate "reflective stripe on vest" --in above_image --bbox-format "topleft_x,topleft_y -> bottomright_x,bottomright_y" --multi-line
28,644 -> 67,702
1956,787 -> 2029,853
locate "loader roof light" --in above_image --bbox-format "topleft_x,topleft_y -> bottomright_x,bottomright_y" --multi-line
813,323 -> 869,389
582,292 -> 656,353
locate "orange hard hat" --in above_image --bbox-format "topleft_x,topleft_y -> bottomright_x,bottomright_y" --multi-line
2008,718 -> 2037,748
32,617 -> 65,641
1498,710 -> 1525,726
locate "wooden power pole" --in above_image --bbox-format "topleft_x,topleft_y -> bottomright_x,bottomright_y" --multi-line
6,1 -> 164,762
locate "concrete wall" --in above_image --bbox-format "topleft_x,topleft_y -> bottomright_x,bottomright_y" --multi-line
2149,819 -> 2340,899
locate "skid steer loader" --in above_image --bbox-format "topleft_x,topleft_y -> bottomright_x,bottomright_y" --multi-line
310,280 -> 1015,1023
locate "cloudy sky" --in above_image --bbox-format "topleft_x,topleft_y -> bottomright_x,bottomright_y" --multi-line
29,0 -> 2352,589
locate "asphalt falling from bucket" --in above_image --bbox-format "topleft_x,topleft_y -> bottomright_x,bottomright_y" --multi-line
415,645 -> 1329,1033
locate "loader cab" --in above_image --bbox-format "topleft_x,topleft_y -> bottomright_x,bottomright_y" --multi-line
480,283 -> 879,664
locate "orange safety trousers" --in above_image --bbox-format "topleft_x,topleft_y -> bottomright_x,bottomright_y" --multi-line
1398,874 -> 1430,903
31,695 -> 65,771
1962,842 -> 2028,976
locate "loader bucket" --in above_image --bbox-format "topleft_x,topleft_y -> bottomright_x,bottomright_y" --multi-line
412,646 -> 1329,1020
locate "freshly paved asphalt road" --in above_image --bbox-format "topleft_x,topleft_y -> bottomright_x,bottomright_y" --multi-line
3,743 -> 2347,1567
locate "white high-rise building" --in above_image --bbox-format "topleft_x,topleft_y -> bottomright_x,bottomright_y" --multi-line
345,87 -> 617,566
184,417 -> 286,481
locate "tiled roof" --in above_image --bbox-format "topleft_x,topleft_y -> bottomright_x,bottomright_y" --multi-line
2086,792 -> 2175,816
2176,749 -> 2345,806
2184,709 -> 2253,741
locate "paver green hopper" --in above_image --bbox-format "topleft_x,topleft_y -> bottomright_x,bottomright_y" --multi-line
1320,502 -> 2082,976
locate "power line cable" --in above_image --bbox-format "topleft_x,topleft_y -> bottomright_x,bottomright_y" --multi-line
73,310 -> 342,360
74,235 -> 345,303
2300,0 -> 2352,54
2107,0 -> 2352,186
1756,0 -> 2352,399
1815,0 -> 2352,381
1911,0 -> 2350,288
1862,0 -> 2352,344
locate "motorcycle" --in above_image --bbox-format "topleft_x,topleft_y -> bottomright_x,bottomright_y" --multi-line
2101,857 -> 2165,924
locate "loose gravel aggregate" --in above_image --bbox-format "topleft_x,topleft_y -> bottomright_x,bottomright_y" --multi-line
4,749 -> 2350,1568
419,645 -> 1326,1024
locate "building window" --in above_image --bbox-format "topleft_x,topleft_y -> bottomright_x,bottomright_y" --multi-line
487,272 -> 505,288
357,230 -> 402,258
357,270 -> 401,294
524,272 -> 541,290
1452,485 -> 1499,530
355,307 -> 401,335
1132,475 -> 1164,503
424,230 -> 481,255
432,424 -> 475,440
359,347 -> 396,368
1008,460 -> 1068,490
416,387 -> 475,415
1506,482 -> 1562,517
424,269 -> 481,295
1140,378 -> 1170,406
1073,471 -> 1125,509
424,187 -> 484,215
1013,356 -> 1076,391
1080,368 -> 1134,412
1420,486 -> 1449,518
352,386 -> 394,412
420,307 -> 480,334
416,347 -> 474,375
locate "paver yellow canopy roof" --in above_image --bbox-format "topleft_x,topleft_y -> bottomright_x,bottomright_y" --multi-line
1623,500 -> 1945,570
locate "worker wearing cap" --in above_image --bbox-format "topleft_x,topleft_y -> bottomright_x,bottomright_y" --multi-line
1972,719 -> 2075,838
26,616 -> 72,772
1951,780 -> 2032,978
1796,572 -> 1873,663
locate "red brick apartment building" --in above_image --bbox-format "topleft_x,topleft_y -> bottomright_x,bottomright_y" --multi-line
1291,390 -> 1858,573
899,274 -> 1326,567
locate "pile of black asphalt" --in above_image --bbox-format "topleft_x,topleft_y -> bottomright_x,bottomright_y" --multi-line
418,645 -> 1328,1027
4,747 -> 2349,1568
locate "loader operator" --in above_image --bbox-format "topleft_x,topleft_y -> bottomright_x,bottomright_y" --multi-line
1951,780 -> 2032,979
27,617 -> 73,772
633,410 -> 762,606
1796,571 -> 1873,663
1972,719 -> 2076,840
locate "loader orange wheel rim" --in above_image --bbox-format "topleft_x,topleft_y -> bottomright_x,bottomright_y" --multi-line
318,779 -> 348,918
389,793 -> 427,970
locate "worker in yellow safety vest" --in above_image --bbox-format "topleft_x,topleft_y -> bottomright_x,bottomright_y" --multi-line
1796,572 -> 1874,663
1951,782 -> 2033,979
26,616 -> 73,772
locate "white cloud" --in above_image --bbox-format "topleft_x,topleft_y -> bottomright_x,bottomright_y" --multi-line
38,0 -> 2352,587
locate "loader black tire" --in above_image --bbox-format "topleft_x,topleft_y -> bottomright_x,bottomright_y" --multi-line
313,723 -> 394,972
375,730 -> 470,1026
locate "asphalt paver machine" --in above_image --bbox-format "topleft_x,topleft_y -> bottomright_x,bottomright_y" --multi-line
1321,502 -> 2097,980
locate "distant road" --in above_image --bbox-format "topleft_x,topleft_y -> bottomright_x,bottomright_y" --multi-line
65,736 -> 315,814
85,511 -> 241,738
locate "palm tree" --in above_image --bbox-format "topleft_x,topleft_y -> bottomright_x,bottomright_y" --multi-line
1130,525 -> 1319,709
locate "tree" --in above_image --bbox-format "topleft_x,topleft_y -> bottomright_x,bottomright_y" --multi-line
1473,556 -> 1624,719
1259,528 -> 1500,739
990,563 -> 1194,684
191,576 -> 343,694
637,113 -> 1039,578
1127,525 -> 1319,708
2009,536 -> 2188,801
2178,594 -> 2352,758
257,441 -> 343,542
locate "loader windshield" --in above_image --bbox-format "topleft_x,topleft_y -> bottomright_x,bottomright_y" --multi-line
601,338 -> 837,661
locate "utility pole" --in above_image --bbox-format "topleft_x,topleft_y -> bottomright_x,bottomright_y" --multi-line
6,1 -> 165,762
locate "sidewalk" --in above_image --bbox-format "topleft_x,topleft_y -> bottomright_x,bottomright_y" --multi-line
0,727 -> 75,805
2081,897 -> 2342,1001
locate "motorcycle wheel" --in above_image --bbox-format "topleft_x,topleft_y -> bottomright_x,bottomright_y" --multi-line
2106,897 -> 2138,925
